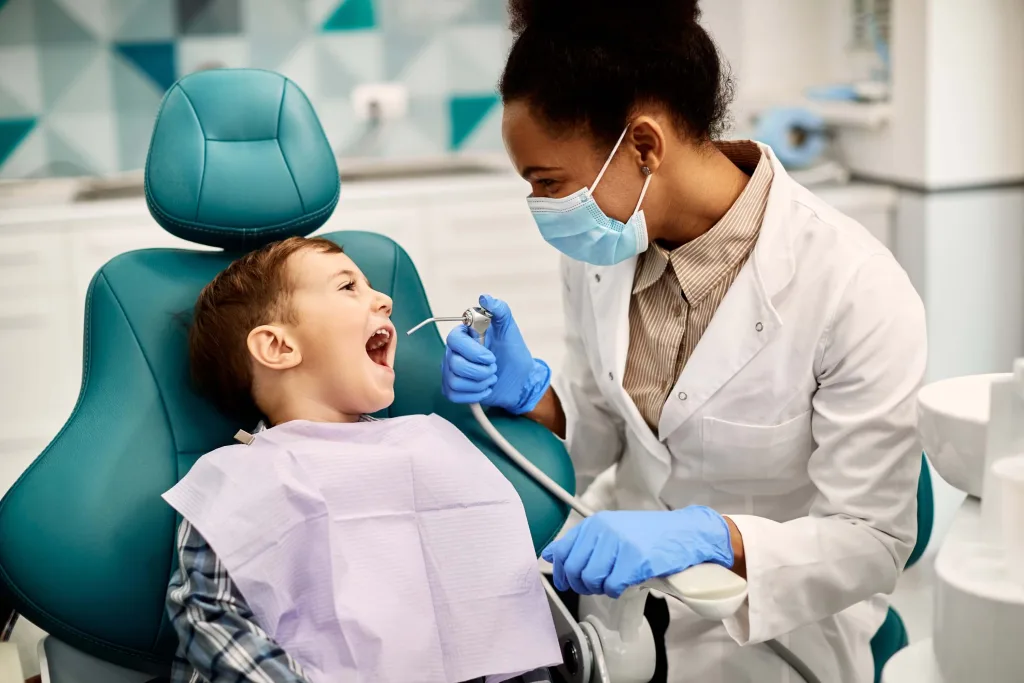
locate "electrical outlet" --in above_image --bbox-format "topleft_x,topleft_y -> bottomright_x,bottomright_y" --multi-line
352,83 -> 409,122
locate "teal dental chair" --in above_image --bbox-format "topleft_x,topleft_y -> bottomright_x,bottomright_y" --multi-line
0,67 -> 934,683
0,68 -> 574,681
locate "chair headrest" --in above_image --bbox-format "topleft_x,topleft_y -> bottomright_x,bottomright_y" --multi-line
145,69 -> 339,251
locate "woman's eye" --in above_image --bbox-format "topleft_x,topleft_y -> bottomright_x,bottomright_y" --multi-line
537,179 -> 556,188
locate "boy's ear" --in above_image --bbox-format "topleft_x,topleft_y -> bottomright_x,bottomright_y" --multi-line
247,325 -> 301,371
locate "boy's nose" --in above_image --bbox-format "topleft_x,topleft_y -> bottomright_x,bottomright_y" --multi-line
375,291 -> 393,315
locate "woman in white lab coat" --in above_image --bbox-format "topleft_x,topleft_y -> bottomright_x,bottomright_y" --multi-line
440,1 -> 926,681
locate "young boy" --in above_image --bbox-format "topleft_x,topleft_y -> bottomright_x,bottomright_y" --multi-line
164,237 -> 559,683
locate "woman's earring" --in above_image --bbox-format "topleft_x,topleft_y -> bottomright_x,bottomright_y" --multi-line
641,166 -> 652,176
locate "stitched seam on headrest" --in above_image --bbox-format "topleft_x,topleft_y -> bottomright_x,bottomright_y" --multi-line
175,87 -> 208,223
146,185 -> 338,244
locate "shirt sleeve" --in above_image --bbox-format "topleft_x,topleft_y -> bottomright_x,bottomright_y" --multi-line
166,519 -> 313,683
723,252 -> 926,645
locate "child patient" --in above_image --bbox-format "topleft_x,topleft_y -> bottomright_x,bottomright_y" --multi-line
163,236 -> 559,683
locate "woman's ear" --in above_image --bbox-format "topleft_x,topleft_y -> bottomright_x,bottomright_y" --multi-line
629,116 -> 667,174
247,325 -> 301,371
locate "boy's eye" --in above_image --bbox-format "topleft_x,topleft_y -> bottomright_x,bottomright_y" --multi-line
338,281 -> 355,291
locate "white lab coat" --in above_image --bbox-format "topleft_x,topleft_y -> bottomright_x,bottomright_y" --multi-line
552,145 -> 926,683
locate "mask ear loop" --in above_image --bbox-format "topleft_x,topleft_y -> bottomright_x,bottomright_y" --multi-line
633,166 -> 653,214
590,126 -> 631,192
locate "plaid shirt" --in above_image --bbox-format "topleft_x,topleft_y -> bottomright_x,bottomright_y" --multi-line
166,518 -> 311,683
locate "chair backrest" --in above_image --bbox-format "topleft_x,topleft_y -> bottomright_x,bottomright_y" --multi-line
0,69 -> 572,673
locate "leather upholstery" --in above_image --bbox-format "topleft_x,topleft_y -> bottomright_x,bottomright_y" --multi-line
146,69 -> 339,250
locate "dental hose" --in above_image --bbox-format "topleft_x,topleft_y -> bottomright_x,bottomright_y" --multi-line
410,310 -> 820,683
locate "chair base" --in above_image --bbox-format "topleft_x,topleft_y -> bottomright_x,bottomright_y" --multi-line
39,637 -> 162,683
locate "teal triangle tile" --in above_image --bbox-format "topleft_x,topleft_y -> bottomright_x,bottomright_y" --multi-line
0,84 -> 30,117
0,1 -> 9,16
111,49 -> 164,113
448,93 -> 497,150
323,0 -> 376,32
0,0 -> 35,46
116,0 -> 174,41
34,0 -> 94,43
0,117 -> 35,167
39,42 -> 100,109
181,0 -> 241,35
115,42 -> 177,92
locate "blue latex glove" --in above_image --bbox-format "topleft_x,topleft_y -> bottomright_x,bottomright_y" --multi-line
541,506 -> 735,598
441,295 -> 551,415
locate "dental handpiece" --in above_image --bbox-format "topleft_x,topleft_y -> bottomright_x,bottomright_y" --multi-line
407,307 -> 493,343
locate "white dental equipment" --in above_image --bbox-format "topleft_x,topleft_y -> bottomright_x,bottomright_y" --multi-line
410,308 -> 821,683
892,361 -> 1024,683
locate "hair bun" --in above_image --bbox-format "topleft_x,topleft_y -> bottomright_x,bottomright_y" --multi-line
508,0 -> 700,36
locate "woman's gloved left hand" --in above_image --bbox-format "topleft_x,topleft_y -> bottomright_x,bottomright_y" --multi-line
541,506 -> 735,598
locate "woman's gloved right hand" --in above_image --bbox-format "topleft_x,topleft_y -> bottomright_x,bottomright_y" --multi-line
441,295 -> 551,415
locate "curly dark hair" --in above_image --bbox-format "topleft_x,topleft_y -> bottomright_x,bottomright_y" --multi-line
499,0 -> 734,145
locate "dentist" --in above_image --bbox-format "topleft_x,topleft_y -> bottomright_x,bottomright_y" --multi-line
441,0 -> 926,681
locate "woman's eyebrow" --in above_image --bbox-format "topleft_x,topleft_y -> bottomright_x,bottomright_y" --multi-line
521,165 -> 560,180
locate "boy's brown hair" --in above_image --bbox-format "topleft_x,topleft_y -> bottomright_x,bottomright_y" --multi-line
189,236 -> 343,420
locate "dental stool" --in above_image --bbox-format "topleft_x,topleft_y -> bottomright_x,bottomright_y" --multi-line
0,69 -> 574,681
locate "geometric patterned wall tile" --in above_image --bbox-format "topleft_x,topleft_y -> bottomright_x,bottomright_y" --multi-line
116,0 -> 175,42
315,42 -> 359,100
448,92 -> 497,150
114,42 -> 177,92
178,0 -> 242,36
57,0 -> 117,40
247,0 -> 308,37
0,121 -> 45,179
376,110 -> 446,158
275,42 -> 320,103
45,111 -> 118,173
323,0 -> 376,32
315,97 -> 358,154
43,125 -> 97,176
116,111 -> 157,170
455,0 -> 508,24
0,46 -> 42,113
0,85 -> 32,117
374,0 -> 472,34
455,98 -> 503,153
306,0 -> 338,29
111,48 -> 165,113
39,42 -> 102,109
0,117 -> 35,166
177,36 -> 249,76
393,35 -> 448,96
446,25 -> 509,93
33,0 -> 94,43
382,30 -> 429,80
319,32 -> 384,84
0,0 -> 34,46
49,50 -> 113,114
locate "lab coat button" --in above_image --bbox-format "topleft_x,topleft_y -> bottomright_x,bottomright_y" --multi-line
673,305 -> 683,317
755,322 -> 764,332
678,391 -> 687,400
595,274 -> 602,283
608,372 -> 614,381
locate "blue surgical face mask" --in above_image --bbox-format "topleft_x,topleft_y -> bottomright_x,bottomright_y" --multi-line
527,126 -> 653,266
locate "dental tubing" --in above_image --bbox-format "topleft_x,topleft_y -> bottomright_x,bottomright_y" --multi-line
409,309 -> 820,683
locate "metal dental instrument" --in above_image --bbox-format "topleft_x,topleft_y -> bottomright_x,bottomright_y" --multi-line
409,306 -> 820,683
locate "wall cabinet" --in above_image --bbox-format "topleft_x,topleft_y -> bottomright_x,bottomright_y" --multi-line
0,175 -> 896,497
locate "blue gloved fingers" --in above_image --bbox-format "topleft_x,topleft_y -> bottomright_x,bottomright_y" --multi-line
443,373 -> 498,394
561,522 -> 601,595
444,346 -> 497,382
542,525 -> 580,593
445,326 -> 496,366
580,533 -> 619,595
479,295 -> 514,334
602,555 -> 647,599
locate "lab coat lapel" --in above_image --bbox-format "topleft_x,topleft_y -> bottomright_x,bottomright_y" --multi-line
659,148 -> 797,439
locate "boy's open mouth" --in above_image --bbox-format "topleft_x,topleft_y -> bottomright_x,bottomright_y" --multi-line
365,326 -> 394,368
